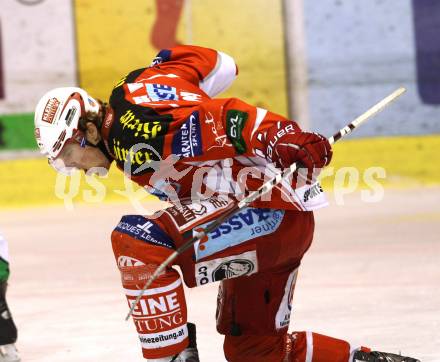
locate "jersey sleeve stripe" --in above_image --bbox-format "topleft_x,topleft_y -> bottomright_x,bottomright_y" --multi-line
250,107 -> 268,146
199,51 -> 237,97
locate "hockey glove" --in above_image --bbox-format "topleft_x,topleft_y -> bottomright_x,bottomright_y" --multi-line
264,122 -> 332,181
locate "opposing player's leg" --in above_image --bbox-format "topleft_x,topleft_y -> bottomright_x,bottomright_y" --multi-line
0,267 -> 16,346
111,214 -> 199,362
0,233 -> 19,362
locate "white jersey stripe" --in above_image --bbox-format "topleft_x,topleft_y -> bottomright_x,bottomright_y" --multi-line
199,51 -> 237,97
251,107 -> 268,143
124,278 -> 182,297
306,331 -> 314,362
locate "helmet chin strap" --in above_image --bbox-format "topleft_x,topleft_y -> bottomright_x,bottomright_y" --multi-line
82,103 -> 113,163
94,104 -> 115,163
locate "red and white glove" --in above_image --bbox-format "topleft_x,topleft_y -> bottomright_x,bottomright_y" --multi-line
264,122 -> 332,180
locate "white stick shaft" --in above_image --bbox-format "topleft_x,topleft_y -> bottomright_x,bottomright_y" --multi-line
328,87 -> 406,144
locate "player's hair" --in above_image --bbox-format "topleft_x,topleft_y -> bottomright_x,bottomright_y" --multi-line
78,100 -> 107,131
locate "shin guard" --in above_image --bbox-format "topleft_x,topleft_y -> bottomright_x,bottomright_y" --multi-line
112,215 -> 189,360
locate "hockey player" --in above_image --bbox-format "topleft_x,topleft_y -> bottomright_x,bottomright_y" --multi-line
0,232 -> 20,362
34,45 -> 419,362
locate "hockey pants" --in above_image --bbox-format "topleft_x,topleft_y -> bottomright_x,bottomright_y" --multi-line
111,203 -> 367,361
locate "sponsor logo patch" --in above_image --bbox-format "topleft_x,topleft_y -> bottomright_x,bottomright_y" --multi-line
295,181 -> 328,210
42,98 -> 60,124
195,250 -> 258,285
64,107 -> 77,127
216,283 -> 224,326
164,195 -> 233,232
172,111 -> 203,158
265,123 -> 297,159
146,83 -> 179,101
108,106 -> 169,174
205,111 -> 232,151
194,208 -> 285,260
226,109 -> 248,154
103,106 -> 114,129
117,256 -> 162,286
139,326 -> 187,349
119,110 -> 163,140
127,280 -> 187,347
115,215 -> 174,249
131,291 -> 181,320
275,268 -> 298,329
303,183 -> 324,202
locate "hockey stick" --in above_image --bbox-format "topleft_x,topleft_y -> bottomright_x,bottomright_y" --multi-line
125,86 -> 406,320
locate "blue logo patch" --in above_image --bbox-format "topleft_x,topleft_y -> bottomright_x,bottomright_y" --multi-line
146,83 -> 178,101
115,215 -> 174,249
194,208 -> 285,260
150,49 -> 172,66
172,111 -> 203,158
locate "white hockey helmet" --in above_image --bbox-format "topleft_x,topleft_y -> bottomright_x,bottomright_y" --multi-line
34,87 -> 100,159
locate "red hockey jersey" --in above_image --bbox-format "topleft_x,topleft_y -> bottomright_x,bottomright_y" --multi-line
101,45 -> 327,211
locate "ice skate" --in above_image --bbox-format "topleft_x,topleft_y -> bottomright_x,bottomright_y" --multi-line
171,322 -> 199,362
353,349 -> 420,362
148,323 -> 199,362
0,344 -> 20,362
